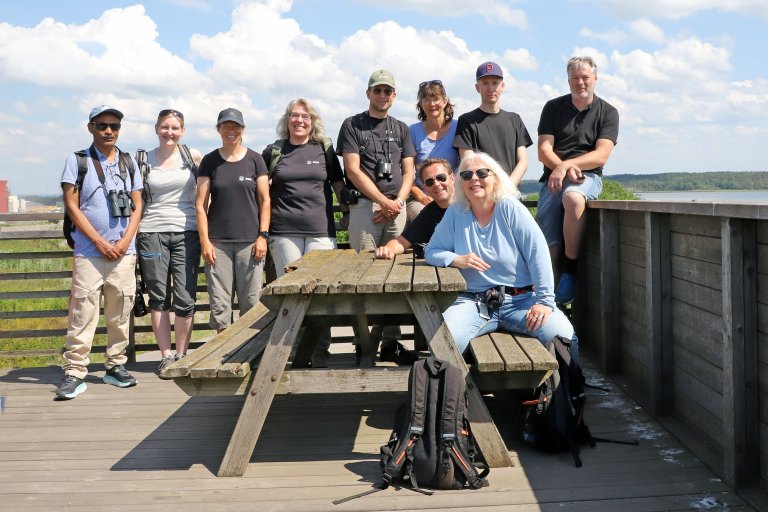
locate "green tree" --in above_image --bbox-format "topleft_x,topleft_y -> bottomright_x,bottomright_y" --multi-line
599,179 -> 639,200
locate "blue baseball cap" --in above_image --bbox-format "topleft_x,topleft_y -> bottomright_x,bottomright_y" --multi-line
89,105 -> 123,121
476,61 -> 503,80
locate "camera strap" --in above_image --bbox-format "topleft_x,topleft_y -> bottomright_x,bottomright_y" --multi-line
87,145 -> 109,189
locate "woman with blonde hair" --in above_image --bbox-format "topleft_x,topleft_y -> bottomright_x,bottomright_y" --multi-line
262,98 -> 346,367
426,151 -> 579,360
136,109 -> 203,375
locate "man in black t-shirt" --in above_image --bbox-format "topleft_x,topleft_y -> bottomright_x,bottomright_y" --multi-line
536,56 -> 619,305
453,61 -> 532,187
374,158 -> 455,260
337,69 -> 417,365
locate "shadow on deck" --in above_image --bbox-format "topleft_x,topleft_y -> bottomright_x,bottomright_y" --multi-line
0,355 -> 755,512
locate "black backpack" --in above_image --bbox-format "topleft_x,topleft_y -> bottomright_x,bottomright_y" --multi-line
334,357 -> 489,505
381,357 -> 489,491
521,336 -> 637,467
63,145 -> 136,249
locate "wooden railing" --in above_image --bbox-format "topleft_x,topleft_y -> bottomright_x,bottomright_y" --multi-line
574,199 -> 767,494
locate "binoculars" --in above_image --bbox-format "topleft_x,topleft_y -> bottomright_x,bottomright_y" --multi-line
107,189 -> 133,218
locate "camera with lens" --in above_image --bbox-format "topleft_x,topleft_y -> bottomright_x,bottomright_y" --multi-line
375,161 -> 393,181
484,285 -> 505,310
339,186 -> 361,205
107,189 -> 133,218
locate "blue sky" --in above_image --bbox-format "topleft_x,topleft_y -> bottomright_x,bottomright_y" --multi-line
1,0 -> 766,195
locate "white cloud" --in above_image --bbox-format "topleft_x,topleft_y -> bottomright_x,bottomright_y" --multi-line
629,19 -> 666,44
589,0 -> 768,22
352,0 -> 528,28
579,27 -> 626,45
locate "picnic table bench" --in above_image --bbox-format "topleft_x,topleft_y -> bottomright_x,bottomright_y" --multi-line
164,249 -> 556,476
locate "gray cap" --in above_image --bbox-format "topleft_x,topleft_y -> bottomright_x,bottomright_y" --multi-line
89,105 -> 123,121
217,108 -> 245,126
368,69 -> 396,89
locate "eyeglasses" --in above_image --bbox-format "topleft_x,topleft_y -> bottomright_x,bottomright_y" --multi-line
159,109 -> 184,119
91,122 -> 121,131
423,173 -> 448,188
372,87 -> 394,96
459,168 -> 493,181
288,112 -> 311,121
419,79 -> 443,90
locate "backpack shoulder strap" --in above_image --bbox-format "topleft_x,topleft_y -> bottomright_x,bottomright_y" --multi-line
115,146 -> 135,189
73,151 -> 89,203
135,149 -> 150,200
178,144 -> 198,176
268,139 -> 285,178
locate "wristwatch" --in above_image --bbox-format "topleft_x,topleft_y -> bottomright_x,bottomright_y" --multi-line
258,231 -> 270,239
397,198 -> 406,208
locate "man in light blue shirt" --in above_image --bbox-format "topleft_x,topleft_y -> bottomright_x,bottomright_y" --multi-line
55,105 -> 143,401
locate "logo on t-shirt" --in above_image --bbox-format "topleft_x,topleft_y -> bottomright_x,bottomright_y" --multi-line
238,176 -> 253,182
307,160 -> 320,165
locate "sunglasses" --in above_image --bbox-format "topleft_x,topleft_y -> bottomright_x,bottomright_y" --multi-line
419,79 -> 443,89
459,168 -> 493,181
372,87 -> 394,96
91,122 -> 121,131
159,109 -> 184,119
423,173 -> 448,188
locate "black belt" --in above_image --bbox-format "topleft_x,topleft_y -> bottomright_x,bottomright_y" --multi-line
504,285 -> 533,296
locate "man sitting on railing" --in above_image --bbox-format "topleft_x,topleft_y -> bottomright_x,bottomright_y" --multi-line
374,158 -> 456,260
55,105 -> 144,401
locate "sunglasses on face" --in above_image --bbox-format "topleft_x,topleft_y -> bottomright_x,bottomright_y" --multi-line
372,87 -> 394,96
91,122 -> 121,131
423,173 -> 448,188
159,109 -> 184,119
459,168 -> 493,181
288,112 -> 311,121
419,79 -> 443,90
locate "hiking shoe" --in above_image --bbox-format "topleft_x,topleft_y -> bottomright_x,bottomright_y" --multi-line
156,356 -> 176,379
54,375 -> 87,401
380,341 -> 419,365
555,273 -> 576,305
103,365 -> 137,388
174,354 -> 186,361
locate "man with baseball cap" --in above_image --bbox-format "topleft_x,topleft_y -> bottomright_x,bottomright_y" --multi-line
454,61 -> 533,187
56,105 -> 143,400
336,68 -> 417,365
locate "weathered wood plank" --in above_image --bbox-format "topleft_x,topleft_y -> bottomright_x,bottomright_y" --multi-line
669,213 -> 722,237
309,249 -> 359,294
217,294 -> 311,477
383,253 -> 413,292
163,303 -> 275,378
490,333 -> 532,372
469,334 -> 505,372
670,232 -> 721,264
514,335 -> 558,372
435,265 -> 466,292
411,259 -> 439,292
355,256 -> 393,293
261,249 -> 339,296
327,251 -> 375,294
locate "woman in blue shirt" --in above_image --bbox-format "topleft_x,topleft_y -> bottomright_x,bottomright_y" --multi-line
425,151 -> 578,360
407,80 -> 459,221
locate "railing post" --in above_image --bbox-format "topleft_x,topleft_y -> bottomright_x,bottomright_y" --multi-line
645,212 -> 672,416
599,209 -> 621,374
720,217 -> 758,489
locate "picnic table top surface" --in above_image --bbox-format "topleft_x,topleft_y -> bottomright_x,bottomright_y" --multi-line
261,249 -> 466,296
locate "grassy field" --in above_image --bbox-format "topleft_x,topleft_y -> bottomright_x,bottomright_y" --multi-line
0,231 -> 217,369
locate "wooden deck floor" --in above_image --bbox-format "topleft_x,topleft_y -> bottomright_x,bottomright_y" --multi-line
0,353 -> 755,512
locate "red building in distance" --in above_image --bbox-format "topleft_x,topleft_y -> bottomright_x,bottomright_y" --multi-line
0,180 -> 9,214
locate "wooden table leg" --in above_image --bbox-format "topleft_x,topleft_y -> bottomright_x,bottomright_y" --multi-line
355,314 -> 375,368
406,292 -> 514,468
217,294 -> 311,477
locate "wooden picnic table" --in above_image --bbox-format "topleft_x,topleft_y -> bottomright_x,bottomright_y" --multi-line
200,249 -> 514,477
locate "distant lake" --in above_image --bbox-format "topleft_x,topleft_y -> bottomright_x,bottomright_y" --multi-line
638,190 -> 768,203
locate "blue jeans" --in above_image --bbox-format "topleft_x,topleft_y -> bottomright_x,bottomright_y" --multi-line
537,172 -> 602,247
443,291 -> 579,362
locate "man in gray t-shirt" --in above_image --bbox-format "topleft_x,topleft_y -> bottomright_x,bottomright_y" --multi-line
55,105 -> 144,401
